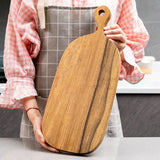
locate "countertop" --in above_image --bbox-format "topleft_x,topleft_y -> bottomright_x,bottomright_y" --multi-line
117,61 -> 160,94
0,137 -> 160,160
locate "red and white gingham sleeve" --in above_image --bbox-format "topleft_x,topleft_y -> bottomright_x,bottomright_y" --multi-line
118,0 -> 149,84
0,0 -> 40,109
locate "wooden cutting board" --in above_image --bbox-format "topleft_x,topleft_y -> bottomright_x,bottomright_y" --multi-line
42,6 -> 121,154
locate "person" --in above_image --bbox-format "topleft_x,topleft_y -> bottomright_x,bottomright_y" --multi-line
0,0 -> 149,152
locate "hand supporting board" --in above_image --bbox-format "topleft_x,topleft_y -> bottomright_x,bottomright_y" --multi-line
42,6 -> 121,154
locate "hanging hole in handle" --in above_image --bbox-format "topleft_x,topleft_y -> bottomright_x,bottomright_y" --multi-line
98,9 -> 105,16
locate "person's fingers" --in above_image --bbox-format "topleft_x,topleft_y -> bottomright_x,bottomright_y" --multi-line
34,126 -> 44,143
104,29 -> 122,35
34,126 -> 60,153
104,25 -> 126,36
104,24 -> 119,30
110,39 -> 126,52
104,29 -> 125,36
40,141 -> 60,153
97,25 -> 118,31
106,34 -> 126,43
111,39 -> 125,47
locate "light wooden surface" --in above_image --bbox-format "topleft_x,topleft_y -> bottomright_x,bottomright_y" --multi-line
42,6 -> 121,154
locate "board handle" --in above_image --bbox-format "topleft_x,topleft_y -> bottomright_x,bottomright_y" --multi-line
94,6 -> 111,31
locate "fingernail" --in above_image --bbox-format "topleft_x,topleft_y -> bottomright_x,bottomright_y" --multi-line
104,26 -> 109,29
104,31 -> 109,34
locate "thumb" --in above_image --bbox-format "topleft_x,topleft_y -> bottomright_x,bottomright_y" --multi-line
37,126 -> 45,143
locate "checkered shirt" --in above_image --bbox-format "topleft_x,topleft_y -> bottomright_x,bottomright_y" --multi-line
0,0 -> 149,109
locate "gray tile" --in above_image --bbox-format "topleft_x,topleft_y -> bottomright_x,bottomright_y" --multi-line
117,94 -> 160,137
143,23 -> 160,60
0,0 -> 10,56
0,21 -> 7,51
0,0 -> 10,22
145,44 -> 160,61
136,0 -> 160,23
134,0 -> 160,61
144,23 -> 160,45
0,108 -> 22,138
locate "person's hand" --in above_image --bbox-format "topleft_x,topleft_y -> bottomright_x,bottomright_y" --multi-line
96,24 -> 126,61
21,96 -> 59,153
103,24 -> 126,53
102,24 -> 127,80
29,110 -> 59,153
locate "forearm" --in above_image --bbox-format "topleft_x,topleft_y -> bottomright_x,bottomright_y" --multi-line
21,96 -> 42,126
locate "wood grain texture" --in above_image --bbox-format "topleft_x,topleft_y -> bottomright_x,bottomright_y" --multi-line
42,6 -> 121,154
